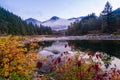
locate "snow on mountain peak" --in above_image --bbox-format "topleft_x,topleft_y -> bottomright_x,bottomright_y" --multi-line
25,16 -> 83,31
42,17 -> 72,31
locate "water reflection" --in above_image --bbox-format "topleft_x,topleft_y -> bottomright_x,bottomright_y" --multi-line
68,40 -> 120,58
38,40 -> 120,69
38,40 -> 120,58
38,41 -> 71,56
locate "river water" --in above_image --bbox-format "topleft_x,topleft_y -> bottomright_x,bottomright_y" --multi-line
38,40 -> 120,69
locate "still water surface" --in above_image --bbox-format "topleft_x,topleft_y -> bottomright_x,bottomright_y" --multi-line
38,40 -> 120,69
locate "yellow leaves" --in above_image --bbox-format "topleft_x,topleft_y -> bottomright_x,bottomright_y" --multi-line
8,54 -> 12,58
19,48 -> 27,53
1,68 -> 10,77
17,65 -> 22,70
4,64 -> 9,69
5,71 -> 9,77
30,43 -> 38,49
0,36 -> 39,79
3,58 -> 9,63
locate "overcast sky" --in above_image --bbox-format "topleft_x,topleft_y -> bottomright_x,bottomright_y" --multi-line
0,0 -> 120,21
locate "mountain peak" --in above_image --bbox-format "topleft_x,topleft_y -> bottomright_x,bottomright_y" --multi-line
25,18 -> 41,26
25,16 -> 83,31
50,16 -> 59,20
26,18 -> 39,22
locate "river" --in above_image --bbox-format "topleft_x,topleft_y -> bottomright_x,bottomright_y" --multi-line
37,40 -> 120,70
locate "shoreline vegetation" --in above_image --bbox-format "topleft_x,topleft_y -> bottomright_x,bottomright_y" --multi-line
0,36 -> 120,80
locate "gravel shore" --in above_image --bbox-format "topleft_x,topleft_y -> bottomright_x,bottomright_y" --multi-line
38,35 -> 120,41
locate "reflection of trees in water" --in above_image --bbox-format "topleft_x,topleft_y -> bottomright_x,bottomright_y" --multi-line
68,40 -> 120,58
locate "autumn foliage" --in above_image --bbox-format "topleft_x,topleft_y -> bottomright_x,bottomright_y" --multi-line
0,36 -> 120,80
0,36 -> 39,80
38,51 -> 120,80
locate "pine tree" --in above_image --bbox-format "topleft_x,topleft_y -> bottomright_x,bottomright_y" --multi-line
101,1 -> 112,16
0,7 -> 53,35
100,1 -> 113,33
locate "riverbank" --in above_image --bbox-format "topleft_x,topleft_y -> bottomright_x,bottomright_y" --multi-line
1,35 -> 120,41
38,35 -> 120,41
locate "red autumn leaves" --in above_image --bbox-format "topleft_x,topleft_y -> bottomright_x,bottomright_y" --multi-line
37,61 -> 43,68
96,54 -> 102,59
64,44 -> 76,50
35,44 -> 120,80
64,44 -> 67,48
77,60 -> 81,67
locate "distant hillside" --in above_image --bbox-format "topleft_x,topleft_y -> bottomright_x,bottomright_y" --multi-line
112,8 -> 120,13
0,7 -> 52,35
